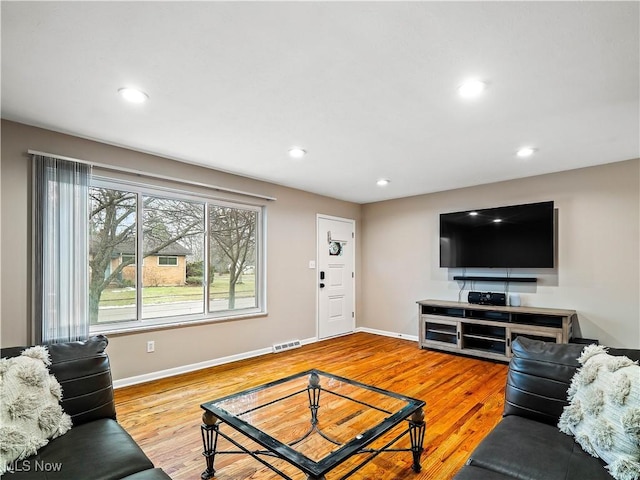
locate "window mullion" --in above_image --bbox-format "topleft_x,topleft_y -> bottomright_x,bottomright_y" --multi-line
257,208 -> 264,311
204,202 -> 210,314
136,191 -> 144,321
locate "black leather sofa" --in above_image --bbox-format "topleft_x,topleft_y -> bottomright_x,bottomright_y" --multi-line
454,337 -> 640,480
1,336 -> 170,480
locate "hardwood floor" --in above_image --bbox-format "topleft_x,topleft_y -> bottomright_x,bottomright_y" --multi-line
114,333 -> 508,479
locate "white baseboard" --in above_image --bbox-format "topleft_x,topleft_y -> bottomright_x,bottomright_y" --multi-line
113,330 -> 416,389
113,336 -> 317,389
355,327 -> 418,342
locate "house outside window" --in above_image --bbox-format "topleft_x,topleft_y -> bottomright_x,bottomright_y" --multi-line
89,176 -> 265,332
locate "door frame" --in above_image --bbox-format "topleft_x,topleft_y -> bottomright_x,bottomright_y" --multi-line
316,214 -> 356,339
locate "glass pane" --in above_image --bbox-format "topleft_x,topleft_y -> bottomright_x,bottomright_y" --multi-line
209,206 -> 258,312
89,187 -> 137,325
158,255 -> 178,266
142,196 -> 205,319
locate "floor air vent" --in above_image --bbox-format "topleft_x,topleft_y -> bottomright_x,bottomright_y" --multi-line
272,340 -> 301,353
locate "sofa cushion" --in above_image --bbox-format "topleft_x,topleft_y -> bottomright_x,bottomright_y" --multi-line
1,336 -> 117,426
466,415 -> 613,480
504,338 -> 640,426
47,335 -> 117,425
558,346 -> 640,480
504,337 -> 584,425
2,419 -> 155,480
0,347 -> 72,475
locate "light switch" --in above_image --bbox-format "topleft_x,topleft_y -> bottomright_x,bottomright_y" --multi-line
308,260 -> 316,269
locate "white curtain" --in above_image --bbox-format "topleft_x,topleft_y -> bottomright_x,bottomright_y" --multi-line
33,155 -> 90,344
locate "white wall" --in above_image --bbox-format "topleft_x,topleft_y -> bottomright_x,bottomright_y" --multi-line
361,160 -> 640,348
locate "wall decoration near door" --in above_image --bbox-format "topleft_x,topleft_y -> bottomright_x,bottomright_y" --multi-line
329,241 -> 343,256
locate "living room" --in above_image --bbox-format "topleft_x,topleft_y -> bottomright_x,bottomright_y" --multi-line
1,2 -> 639,480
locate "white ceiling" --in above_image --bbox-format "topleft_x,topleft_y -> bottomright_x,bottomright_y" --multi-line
2,2 -> 639,204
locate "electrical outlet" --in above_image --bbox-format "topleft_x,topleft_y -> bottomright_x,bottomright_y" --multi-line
146,340 -> 155,353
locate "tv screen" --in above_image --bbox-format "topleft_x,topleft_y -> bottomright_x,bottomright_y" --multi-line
440,201 -> 555,268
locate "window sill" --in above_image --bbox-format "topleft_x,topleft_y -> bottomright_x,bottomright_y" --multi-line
89,310 -> 268,337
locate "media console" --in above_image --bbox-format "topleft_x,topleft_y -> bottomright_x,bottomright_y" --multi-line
417,299 -> 576,362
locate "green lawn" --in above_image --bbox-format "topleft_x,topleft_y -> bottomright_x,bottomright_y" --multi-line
99,274 -> 255,306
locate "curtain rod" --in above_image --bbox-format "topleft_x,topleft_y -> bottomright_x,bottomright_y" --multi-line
28,149 -> 277,202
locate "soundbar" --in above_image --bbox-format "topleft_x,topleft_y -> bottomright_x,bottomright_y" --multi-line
454,276 -> 537,283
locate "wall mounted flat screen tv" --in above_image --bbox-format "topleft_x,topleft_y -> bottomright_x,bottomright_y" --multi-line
440,201 -> 555,268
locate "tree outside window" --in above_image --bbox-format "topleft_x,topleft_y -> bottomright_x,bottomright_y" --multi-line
89,187 -> 136,324
209,206 -> 258,311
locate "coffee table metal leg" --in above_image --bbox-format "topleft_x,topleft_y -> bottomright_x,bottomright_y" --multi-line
408,408 -> 426,473
201,412 -> 221,480
308,371 -> 321,426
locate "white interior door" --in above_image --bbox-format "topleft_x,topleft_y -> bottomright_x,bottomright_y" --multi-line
317,215 -> 355,339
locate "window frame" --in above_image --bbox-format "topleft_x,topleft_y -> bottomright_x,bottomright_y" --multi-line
157,255 -> 178,267
89,175 -> 266,335
121,254 -> 136,266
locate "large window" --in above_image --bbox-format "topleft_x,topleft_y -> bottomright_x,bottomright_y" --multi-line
89,178 -> 264,332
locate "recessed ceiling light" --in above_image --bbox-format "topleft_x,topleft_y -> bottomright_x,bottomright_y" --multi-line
288,147 -> 307,159
118,87 -> 148,103
493,218 -> 502,223
376,179 -> 390,186
458,79 -> 486,98
516,147 -> 536,158
469,211 -> 478,216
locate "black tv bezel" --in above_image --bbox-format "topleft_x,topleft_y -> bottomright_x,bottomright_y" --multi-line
439,201 -> 555,269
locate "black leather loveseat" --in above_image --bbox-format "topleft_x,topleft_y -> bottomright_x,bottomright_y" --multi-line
1,335 -> 170,480
454,337 -> 640,480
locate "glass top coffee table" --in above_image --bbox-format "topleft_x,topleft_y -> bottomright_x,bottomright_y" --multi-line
200,369 -> 426,480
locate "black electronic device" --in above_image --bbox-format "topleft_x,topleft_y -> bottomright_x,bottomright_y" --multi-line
440,201 -> 555,268
468,291 -> 507,306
